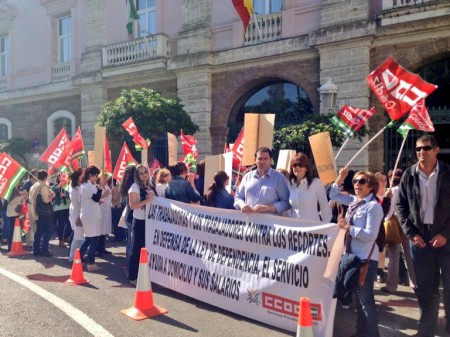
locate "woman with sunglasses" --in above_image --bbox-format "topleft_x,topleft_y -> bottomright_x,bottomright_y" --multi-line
155,168 -> 171,197
127,164 -> 154,285
329,165 -> 384,337
288,153 -> 331,222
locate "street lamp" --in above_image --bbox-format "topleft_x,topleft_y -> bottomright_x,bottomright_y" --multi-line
319,79 -> 338,114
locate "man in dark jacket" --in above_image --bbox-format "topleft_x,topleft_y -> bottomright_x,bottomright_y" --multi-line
397,135 -> 450,337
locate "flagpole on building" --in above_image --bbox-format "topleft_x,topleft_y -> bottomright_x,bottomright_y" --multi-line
389,131 -> 408,188
252,13 -> 263,41
335,137 -> 350,160
346,125 -> 389,167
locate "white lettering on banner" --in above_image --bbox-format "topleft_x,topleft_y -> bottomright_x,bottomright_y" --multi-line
372,69 -> 427,111
146,198 -> 341,335
0,157 -> 12,195
342,109 -> 361,126
48,135 -> 68,164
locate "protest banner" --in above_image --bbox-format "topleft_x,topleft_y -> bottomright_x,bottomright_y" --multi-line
87,151 -> 95,167
145,198 -> 341,336
309,132 -> 337,185
242,113 -> 275,166
204,152 -> 233,193
39,128 -> 70,168
94,126 -> 106,170
0,152 -> 27,200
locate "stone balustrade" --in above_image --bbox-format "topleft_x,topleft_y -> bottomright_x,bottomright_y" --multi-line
244,12 -> 282,46
52,62 -> 71,82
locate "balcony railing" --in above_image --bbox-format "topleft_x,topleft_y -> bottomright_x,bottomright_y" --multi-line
0,76 -> 6,92
244,12 -> 282,46
382,0 -> 434,10
52,62 -> 71,82
102,34 -> 171,67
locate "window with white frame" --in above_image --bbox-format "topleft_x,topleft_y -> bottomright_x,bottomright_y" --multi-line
58,15 -> 72,63
47,110 -> 75,145
253,0 -> 283,15
0,118 -> 11,140
137,0 -> 156,37
0,35 -> 8,76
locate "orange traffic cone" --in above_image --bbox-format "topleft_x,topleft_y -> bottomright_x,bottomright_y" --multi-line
65,249 -> 89,285
6,217 -> 31,257
297,297 -> 315,337
120,247 -> 168,320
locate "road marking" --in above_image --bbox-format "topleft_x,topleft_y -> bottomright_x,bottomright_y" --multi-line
0,267 -> 115,337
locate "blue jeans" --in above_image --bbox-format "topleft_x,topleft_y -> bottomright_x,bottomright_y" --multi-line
54,209 -> 70,240
111,207 -> 126,241
80,236 -> 100,265
1,209 -> 9,241
34,214 -> 55,255
355,260 -> 380,337
128,218 -> 145,281
411,228 -> 450,336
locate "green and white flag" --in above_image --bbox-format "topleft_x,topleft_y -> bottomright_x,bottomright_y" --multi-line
126,0 -> 139,35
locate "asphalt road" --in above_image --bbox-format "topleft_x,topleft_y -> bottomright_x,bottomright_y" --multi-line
0,239 -> 448,337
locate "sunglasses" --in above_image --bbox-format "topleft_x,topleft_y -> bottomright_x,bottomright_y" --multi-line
352,178 -> 368,185
415,146 -> 434,152
138,171 -> 148,175
163,174 -> 170,177
292,163 -> 305,168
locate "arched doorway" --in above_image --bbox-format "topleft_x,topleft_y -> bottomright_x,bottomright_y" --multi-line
227,81 -> 313,143
384,57 -> 450,170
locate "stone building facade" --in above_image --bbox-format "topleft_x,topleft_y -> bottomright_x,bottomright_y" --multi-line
0,0 -> 449,170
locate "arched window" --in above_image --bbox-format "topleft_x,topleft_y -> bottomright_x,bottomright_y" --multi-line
0,117 -> 11,140
227,81 -> 313,142
47,110 -> 75,145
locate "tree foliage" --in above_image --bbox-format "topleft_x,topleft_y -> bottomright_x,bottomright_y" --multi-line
273,113 -> 368,155
97,88 -> 199,140
0,138 -> 32,168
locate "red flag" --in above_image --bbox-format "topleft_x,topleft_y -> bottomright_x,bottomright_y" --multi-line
122,117 -> 149,150
232,0 -> 253,28
39,128 -> 70,168
112,142 -> 137,181
0,152 -> 27,200
148,157 -> 163,177
104,135 -> 113,177
368,56 -> 437,120
397,98 -> 435,137
231,127 -> 244,162
331,106 -> 375,137
180,130 -> 198,159
54,127 -> 85,171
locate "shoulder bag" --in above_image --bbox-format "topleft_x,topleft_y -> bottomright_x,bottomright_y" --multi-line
35,187 -> 54,217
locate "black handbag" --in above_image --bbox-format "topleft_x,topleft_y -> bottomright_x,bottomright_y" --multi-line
35,191 -> 54,216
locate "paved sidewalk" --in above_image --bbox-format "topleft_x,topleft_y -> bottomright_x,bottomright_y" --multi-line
333,281 -> 448,337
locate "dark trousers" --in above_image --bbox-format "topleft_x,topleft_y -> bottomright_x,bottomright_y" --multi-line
6,216 -> 17,251
34,214 -> 55,255
80,236 -> 100,265
54,209 -> 70,240
111,207 -> 126,241
128,218 -> 145,281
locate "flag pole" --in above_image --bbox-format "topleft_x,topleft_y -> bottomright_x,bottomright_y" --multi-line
389,130 -> 408,188
346,125 -> 388,167
252,13 -> 263,41
335,137 -> 351,160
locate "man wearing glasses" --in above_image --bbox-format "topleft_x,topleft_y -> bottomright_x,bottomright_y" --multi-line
397,135 -> 450,337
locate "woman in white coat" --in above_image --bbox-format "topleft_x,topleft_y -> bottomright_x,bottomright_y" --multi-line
79,166 -> 103,271
289,152 -> 332,223
97,173 -> 112,255
68,169 -> 84,263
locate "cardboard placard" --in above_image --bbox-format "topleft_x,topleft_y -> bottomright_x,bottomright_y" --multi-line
87,151 -> 95,167
204,152 -> 233,193
94,126 -> 105,170
309,132 -> 337,185
242,113 -> 275,166
276,149 -> 296,171
167,132 -> 178,165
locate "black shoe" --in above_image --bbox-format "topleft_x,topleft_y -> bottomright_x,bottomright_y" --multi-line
380,286 -> 395,294
41,252 -> 53,257
33,252 -> 40,257
101,249 -> 112,255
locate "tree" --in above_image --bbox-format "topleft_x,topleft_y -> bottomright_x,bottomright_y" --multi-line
0,138 -> 33,168
273,113 -> 368,157
97,88 -> 199,141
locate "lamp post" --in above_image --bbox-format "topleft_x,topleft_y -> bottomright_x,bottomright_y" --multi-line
319,79 -> 338,115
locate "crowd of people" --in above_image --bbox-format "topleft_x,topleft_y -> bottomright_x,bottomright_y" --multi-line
0,134 -> 448,337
